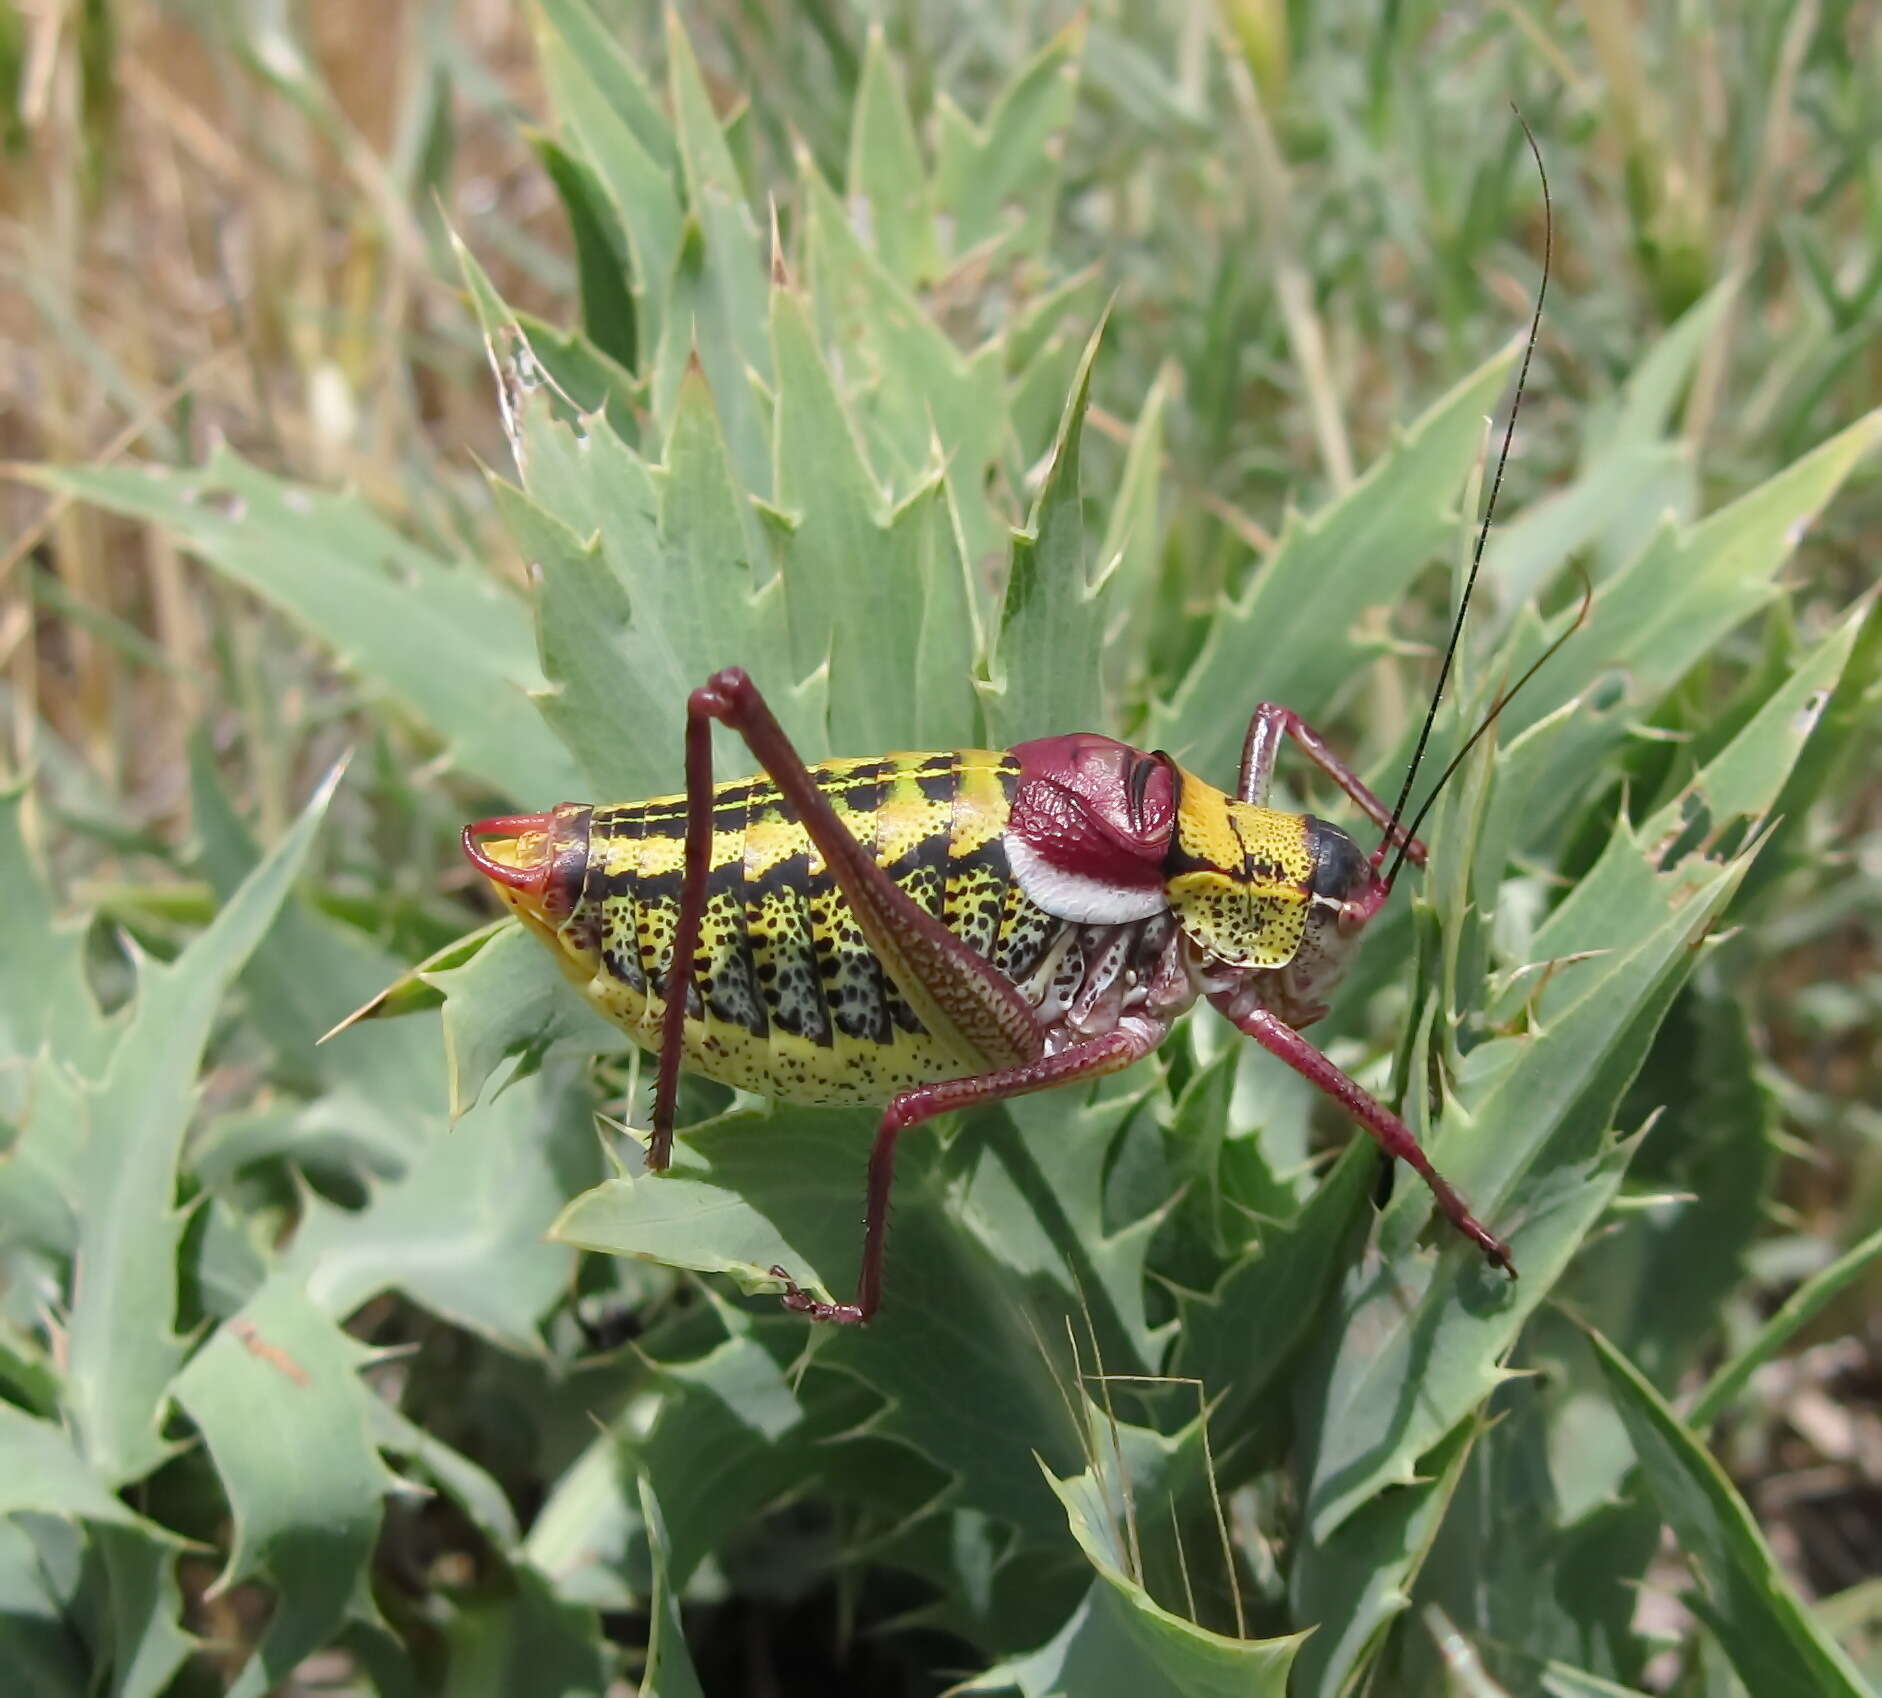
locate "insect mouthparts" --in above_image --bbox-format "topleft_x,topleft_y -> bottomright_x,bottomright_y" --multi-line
463,806 -> 591,921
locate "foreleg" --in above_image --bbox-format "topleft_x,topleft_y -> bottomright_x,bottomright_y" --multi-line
1236,703 -> 1425,869
1215,997 -> 1514,1276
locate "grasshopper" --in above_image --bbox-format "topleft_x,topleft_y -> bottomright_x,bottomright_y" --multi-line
464,142 -> 1567,1326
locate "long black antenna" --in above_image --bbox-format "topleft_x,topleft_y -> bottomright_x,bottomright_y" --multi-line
1393,569 -> 1592,863
1378,110 -> 1552,891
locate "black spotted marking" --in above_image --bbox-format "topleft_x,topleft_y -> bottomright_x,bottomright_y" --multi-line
592,808 -> 648,995
698,852 -> 767,1037
834,776 -> 887,831
881,776 -> 955,1032
836,758 -> 898,788
567,748 -> 1089,1082
911,751 -> 960,805
993,877 -> 1059,987
941,819 -> 1011,964
808,869 -> 894,1045
631,868 -> 698,1016
597,894 -> 643,993
748,853 -> 834,1046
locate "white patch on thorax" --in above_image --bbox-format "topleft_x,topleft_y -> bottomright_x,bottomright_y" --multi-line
1007,831 -> 1169,924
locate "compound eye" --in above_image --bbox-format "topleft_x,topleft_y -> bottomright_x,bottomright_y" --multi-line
1124,752 -> 1177,839
1304,815 -> 1368,904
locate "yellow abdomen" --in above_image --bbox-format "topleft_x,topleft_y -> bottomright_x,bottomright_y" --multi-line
510,750 -> 1071,1104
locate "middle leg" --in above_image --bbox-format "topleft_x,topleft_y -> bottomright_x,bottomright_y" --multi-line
774,1021 -> 1167,1324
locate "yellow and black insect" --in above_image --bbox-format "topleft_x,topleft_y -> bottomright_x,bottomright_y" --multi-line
463,654 -> 1573,1325
463,129 -> 1574,1327
478,752 -> 1061,1106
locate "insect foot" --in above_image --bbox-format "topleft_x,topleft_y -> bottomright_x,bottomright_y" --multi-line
1480,1234 -> 1519,1280
771,1265 -> 867,1325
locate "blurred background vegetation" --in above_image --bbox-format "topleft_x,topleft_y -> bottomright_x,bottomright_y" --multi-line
1,1 -> 1878,1694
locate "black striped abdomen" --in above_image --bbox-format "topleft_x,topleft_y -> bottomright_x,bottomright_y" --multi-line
566,750 -> 1069,1103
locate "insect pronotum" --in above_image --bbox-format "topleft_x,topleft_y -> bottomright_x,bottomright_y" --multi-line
463,128 -> 1570,1326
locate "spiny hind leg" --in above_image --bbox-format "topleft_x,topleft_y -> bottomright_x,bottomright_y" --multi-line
651,668 -> 1049,1167
772,1023 -> 1164,1324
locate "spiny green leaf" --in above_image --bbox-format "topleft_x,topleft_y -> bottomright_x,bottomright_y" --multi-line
27,453 -> 580,801
1300,604 -> 1864,1541
1150,346 -> 1518,781
530,129 -> 638,372
1402,1377 -> 1660,1695
959,1070 -> 1172,1371
1288,1418 -> 1477,1698
0,1517 -> 91,1696
66,766 -> 339,1485
1095,362 -> 1173,706
496,337 -> 797,789
0,784 -> 117,1258
1169,1142 -> 1372,1467
1495,409 -> 1881,842
1587,1324 -> 1871,1698
638,1478 -> 707,1698
170,1274 -> 405,1698
768,283 -> 976,752
0,1055 -> 88,1265
426,917 -> 617,1120
967,1460 -> 1302,1696
1486,280 -> 1735,611
1734,586 -> 1882,914
96,1524 -> 198,1698
283,1066 -> 598,1348
1510,599 -> 1868,989
1006,270 -> 1109,461
930,24 -> 1083,270
0,784 -> 115,1086
621,1318 -> 894,1596
533,0 -> 680,360
495,487 -> 650,795
661,12 -> 769,495
1560,986 -> 1774,1460
800,163 -> 1009,568
982,310 -> 1111,743
187,738 -> 438,1145
0,1402 -> 161,1531
531,0 -> 674,175
368,1398 -> 520,1552
523,1430 -> 645,1610
552,1095 -> 1160,1542
846,25 -> 936,289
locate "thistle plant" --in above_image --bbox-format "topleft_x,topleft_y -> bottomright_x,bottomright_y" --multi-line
5,5 -> 1879,1695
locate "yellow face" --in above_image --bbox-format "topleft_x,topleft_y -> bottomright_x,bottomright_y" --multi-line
1162,771 -> 1317,969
